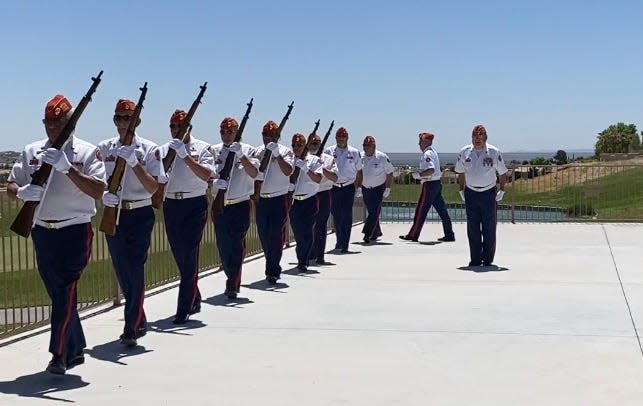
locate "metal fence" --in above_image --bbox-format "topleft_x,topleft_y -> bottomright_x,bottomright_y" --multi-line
387,163 -> 643,223
2,162 -> 640,338
0,191 -> 365,339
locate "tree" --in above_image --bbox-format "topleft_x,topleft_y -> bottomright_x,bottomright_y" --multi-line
595,123 -> 640,156
552,150 -> 568,165
529,156 -> 552,165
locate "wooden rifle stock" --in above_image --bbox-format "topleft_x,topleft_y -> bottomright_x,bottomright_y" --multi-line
151,82 -> 208,209
253,102 -> 294,199
10,70 -> 103,238
211,98 -> 253,217
289,120 -> 320,186
99,82 -> 148,235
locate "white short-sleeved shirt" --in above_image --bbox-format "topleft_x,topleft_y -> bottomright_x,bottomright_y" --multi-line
419,146 -> 442,181
211,142 -> 259,201
324,144 -> 362,185
292,154 -> 323,199
361,150 -> 394,188
158,137 -> 214,195
317,152 -> 338,192
9,136 -> 106,221
454,143 -> 508,191
97,135 -> 162,200
252,143 -> 294,196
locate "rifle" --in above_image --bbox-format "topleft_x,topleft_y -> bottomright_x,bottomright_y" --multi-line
289,119 -> 320,188
99,82 -> 148,235
151,82 -> 207,208
252,102 -> 294,199
211,97 -> 253,217
315,120 -> 334,157
10,70 -> 103,238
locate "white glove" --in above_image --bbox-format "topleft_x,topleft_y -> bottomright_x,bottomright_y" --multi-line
496,190 -> 505,202
256,172 -> 265,181
412,172 -> 422,180
355,187 -> 363,198
169,139 -> 188,159
383,187 -> 391,198
288,183 -> 295,192
228,142 -> 243,157
295,158 -> 307,170
459,190 -> 465,202
117,145 -> 138,167
266,142 -> 281,157
102,192 -> 120,207
17,184 -> 44,201
42,148 -> 71,174
157,171 -> 169,185
215,179 -> 228,190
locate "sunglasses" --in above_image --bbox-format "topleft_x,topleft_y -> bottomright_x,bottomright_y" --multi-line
114,115 -> 132,122
42,118 -> 66,126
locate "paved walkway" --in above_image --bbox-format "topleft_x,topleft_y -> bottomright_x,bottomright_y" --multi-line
1,223 -> 642,405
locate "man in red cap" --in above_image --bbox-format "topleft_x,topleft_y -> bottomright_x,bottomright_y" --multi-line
400,132 -> 455,243
454,125 -> 507,266
7,94 -> 106,374
97,98 -> 163,346
324,127 -> 363,253
210,116 -> 259,299
359,135 -> 394,243
289,132 -> 323,271
251,120 -> 294,283
157,109 -> 215,322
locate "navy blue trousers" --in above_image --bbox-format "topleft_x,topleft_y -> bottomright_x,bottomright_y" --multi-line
290,196 -> 319,266
362,183 -> 385,239
213,199 -> 250,292
164,196 -> 207,317
32,223 -> 92,363
106,205 -> 154,337
256,194 -> 289,278
408,180 -> 454,240
464,187 -> 497,265
331,184 -> 355,250
309,190 -> 331,262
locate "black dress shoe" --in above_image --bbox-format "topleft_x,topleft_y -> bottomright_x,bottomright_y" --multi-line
468,261 -> 482,267
363,236 -> 370,243
173,314 -> 189,325
437,236 -> 456,242
316,260 -> 333,266
120,333 -> 137,347
225,289 -> 237,300
189,304 -> 201,315
67,353 -> 85,370
266,276 -> 278,285
297,264 -> 307,272
482,261 -> 493,267
340,248 -> 349,253
399,235 -> 418,242
46,355 -> 66,375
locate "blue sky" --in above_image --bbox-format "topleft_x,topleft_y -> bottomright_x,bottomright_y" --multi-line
1,1 -> 641,153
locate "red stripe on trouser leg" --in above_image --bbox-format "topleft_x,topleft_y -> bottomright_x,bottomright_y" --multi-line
409,182 -> 428,238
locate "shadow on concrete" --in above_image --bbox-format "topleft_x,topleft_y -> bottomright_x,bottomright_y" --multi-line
458,265 -> 509,272
146,315 -> 206,337
0,371 -> 89,403
283,266 -> 320,276
353,241 -> 393,246
204,293 -> 254,308
242,279 -> 289,293
85,339 -> 153,366
418,241 -> 442,246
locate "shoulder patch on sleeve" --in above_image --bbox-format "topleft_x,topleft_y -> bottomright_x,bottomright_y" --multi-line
95,149 -> 103,161
155,149 -> 161,161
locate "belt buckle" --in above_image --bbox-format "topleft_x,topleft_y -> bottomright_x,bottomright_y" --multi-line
174,192 -> 184,199
45,221 -> 56,230
122,201 -> 134,210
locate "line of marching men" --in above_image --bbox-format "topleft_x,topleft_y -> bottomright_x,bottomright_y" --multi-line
6,95 -> 396,375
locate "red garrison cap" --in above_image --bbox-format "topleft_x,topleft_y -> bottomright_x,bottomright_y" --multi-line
115,99 -> 136,113
363,135 -> 376,145
419,132 -> 434,141
336,127 -> 348,137
292,133 -> 306,144
472,125 -> 487,136
170,109 -> 187,123
262,120 -> 279,135
45,94 -> 72,120
220,117 -> 238,129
